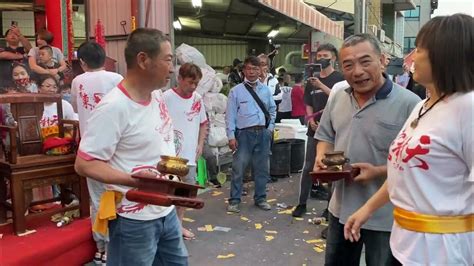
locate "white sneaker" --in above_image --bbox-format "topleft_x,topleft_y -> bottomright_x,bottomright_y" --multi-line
101,253 -> 107,266
93,252 -> 102,265
66,199 -> 79,208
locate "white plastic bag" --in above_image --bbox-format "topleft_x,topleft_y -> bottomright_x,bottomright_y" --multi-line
203,93 -> 227,114
208,126 -> 228,147
175,43 -> 207,68
209,112 -> 226,128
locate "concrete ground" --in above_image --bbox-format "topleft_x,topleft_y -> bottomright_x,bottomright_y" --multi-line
183,174 -> 329,266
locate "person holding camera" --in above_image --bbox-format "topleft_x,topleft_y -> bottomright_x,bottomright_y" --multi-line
292,43 -> 345,219
0,24 -> 31,89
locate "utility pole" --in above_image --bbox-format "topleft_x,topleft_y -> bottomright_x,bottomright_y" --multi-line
354,0 -> 367,34
138,0 -> 145,28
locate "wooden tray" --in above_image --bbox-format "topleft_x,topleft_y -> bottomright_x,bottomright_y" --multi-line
126,190 -> 204,209
310,164 -> 360,183
126,174 -> 205,209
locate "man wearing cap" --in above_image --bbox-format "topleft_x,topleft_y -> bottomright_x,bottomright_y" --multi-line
228,58 -> 243,87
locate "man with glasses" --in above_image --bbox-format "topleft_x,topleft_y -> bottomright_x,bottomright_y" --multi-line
225,56 -> 276,213
258,54 -> 282,104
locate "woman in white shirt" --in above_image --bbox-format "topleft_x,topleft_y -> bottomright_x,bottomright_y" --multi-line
344,14 -> 473,265
30,75 -> 78,211
38,75 -> 78,123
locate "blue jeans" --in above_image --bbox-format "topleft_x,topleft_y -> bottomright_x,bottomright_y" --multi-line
325,212 -> 395,266
108,208 -> 188,266
229,128 -> 271,204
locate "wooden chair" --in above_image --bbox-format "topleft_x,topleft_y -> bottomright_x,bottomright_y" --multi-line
0,93 -> 89,235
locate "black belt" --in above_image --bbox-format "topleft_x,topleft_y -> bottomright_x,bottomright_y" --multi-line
237,125 -> 266,130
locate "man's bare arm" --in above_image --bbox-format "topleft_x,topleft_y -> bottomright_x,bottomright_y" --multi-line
0,51 -> 24,60
75,156 -> 138,187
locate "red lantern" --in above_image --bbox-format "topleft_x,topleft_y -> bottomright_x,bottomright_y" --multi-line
95,19 -> 106,49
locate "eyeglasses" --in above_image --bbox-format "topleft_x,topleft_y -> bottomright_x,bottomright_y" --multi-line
245,66 -> 260,71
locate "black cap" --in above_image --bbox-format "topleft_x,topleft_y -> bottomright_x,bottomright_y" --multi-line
233,58 -> 243,67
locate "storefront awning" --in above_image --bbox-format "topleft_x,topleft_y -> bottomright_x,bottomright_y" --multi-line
258,0 -> 344,39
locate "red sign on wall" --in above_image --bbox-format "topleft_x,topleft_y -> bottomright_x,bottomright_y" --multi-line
302,43 -> 311,59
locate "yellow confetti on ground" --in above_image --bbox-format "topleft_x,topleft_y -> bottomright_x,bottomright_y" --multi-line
267,199 -> 277,202
265,235 -> 274,241
182,217 -> 194,223
294,217 -> 304,221
277,209 -> 293,215
205,224 -> 214,231
277,206 -> 296,215
240,216 -> 249,221
255,223 -> 263,229
217,254 -> 235,259
315,243 -> 326,249
265,230 -> 278,234
306,239 -> 324,244
313,247 -> 324,253
212,191 -> 223,196
303,230 -> 309,234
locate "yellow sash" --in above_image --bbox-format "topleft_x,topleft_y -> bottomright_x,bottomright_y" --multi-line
93,191 -> 123,235
394,206 -> 474,234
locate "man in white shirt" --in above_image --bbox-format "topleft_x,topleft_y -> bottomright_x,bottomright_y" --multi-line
75,28 -> 188,265
163,63 -> 208,240
258,54 -> 282,103
71,41 -> 123,264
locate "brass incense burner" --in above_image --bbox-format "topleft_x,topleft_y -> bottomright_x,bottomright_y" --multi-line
156,155 -> 190,177
321,151 -> 349,171
310,151 -> 360,183
125,155 -> 204,209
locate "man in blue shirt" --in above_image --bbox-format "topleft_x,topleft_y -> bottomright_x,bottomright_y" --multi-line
225,56 -> 277,213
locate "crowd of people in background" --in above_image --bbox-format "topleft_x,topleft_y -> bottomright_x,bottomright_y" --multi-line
0,25 -> 77,212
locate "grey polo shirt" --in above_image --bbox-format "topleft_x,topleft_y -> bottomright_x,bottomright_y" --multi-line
315,77 -> 420,231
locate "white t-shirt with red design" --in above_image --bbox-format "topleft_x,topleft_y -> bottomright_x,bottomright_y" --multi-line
40,100 -> 78,128
78,84 -> 176,221
163,89 -> 207,166
387,92 -> 473,265
71,70 -> 123,135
